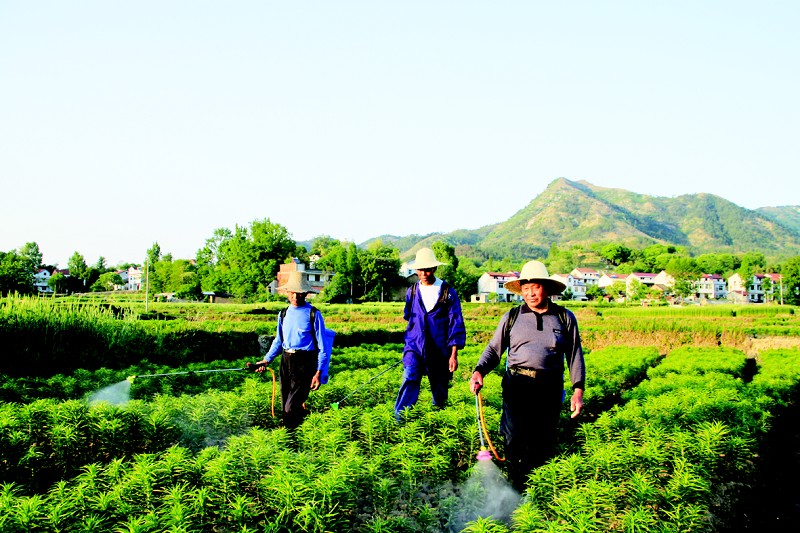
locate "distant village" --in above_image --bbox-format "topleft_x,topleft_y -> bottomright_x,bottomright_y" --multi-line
32,256 -> 786,306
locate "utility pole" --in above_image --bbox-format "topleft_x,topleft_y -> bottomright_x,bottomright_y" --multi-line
145,257 -> 150,313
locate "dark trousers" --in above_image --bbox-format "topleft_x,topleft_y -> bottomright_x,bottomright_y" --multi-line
500,371 -> 564,492
279,350 -> 318,430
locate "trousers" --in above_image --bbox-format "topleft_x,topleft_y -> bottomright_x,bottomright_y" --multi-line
500,370 -> 564,491
279,349 -> 318,430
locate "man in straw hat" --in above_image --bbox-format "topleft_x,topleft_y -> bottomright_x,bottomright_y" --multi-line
395,247 -> 466,421
470,260 -> 585,491
258,271 -> 332,430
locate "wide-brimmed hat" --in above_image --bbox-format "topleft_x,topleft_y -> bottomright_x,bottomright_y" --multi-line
412,247 -> 447,270
504,260 -> 567,296
278,271 -> 317,294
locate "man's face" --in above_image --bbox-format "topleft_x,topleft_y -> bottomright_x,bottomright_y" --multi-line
416,267 -> 436,286
521,281 -> 549,311
288,291 -> 306,307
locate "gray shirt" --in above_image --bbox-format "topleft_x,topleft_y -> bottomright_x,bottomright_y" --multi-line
474,303 -> 585,389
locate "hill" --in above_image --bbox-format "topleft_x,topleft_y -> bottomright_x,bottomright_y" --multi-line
385,178 -> 800,259
757,205 -> 800,235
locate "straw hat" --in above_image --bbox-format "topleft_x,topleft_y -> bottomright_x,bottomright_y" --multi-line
278,271 -> 317,294
504,260 -> 567,296
412,247 -> 447,270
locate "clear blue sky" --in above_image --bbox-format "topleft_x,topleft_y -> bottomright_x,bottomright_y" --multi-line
2,1 -> 798,268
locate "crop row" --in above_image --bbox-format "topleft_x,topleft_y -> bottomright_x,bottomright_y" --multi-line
0,345 -> 661,532
495,346 -> 800,533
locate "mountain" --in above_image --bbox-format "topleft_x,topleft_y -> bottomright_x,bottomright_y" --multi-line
388,178 -> 800,259
756,206 -> 800,235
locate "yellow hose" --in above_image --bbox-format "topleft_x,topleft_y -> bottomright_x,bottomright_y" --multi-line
268,368 -> 277,418
477,392 -> 505,462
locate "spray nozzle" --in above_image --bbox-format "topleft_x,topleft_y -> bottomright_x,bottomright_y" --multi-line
330,402 -> 339,410
126,375 -> 136,383
476,449 -> 493,462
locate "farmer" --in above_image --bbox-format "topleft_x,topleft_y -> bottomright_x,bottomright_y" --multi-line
470,260 -> 585,492
395,247 -> 466,421
258,271 -> 331,430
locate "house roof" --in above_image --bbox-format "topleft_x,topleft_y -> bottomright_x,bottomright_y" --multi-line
486,271 -> 519,279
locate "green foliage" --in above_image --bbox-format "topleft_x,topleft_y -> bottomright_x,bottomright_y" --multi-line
0,251 -> 35,296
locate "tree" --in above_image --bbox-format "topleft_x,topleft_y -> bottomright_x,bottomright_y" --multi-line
91,272 -> 124,292
740,251 -> 766,281
0,250 -> 35,295
628,278 -> 649,302
18,242 -> 43,272
600,243 -> 633,266
585,284 -> 605,301
606,280 -> 627,301
67,252 -> 90,292
432,241 -> 458,284
672,275 -> 695,300
781,256 -> 800,306
48,272 -> 68,294
67,252 -> 89,279
200,219 -> 296,300
310,235 -> 340,256
317,241 -> 361,303
358,240 -> 402,302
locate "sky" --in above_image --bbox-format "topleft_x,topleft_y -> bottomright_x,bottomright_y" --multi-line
1,1 -> 798,268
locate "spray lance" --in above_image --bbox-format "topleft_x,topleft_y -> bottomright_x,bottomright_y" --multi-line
127,361 -> 279,416
330,359 -> 402,410
126,361 -> 267,382
474,391 -> 504,462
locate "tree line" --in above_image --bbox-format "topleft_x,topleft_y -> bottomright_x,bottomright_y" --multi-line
3,219 -> 800,305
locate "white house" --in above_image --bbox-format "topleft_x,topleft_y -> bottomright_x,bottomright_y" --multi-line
727,272 -> 783,303
598,273 -> 627,289
552,273 -> 586,301
570,267 -> 601,288
399,261 -> 416,279
127,266 -> 143,291
475,271 -> 521,303
34,268 -> 53,293
694,273 -> 727,300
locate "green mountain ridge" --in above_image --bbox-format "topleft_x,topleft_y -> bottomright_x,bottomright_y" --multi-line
375,178 -> 800,260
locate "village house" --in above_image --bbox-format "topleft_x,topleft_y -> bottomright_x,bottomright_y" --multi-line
693,273 -> 727,300
551,273 -> 586,301
34,268 -> 53,293
570,267 -> 601,288
472,271 -> 522,303
126,266 -> 143,291
598,272 -> 628,289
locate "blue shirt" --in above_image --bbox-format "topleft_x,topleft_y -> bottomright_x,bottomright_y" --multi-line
263,303 -> 331,382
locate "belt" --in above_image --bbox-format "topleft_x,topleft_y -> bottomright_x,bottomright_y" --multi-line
283,348 -> 315,355
509,366 -> 545,379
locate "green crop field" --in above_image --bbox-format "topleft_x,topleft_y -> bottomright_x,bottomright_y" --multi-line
1,294 -> 799,532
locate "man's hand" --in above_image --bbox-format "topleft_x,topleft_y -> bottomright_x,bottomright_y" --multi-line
310,371 -> 321,391
570,388 -> 584,418
448,346 -> 459,373
470,371 -> 483,395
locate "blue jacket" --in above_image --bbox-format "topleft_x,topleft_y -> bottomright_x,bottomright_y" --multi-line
403,280 -> 466,363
